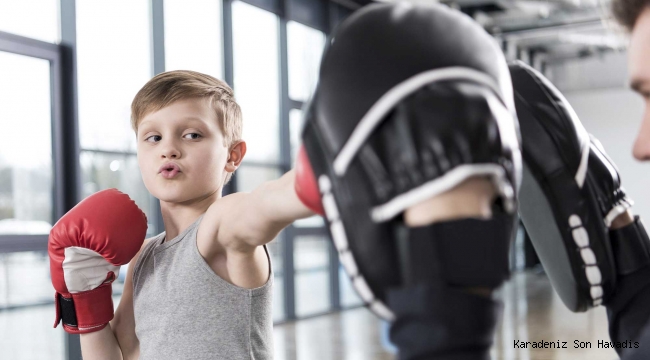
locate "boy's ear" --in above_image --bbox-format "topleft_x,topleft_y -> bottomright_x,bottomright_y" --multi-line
225,141 -> 246,173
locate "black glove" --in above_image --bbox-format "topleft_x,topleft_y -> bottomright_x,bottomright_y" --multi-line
301,2 -> 520,321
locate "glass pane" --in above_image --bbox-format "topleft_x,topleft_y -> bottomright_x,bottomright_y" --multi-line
76,0 -> 152,153
289,108 -> 303,166
0,0 -> 59,43
164,0 -> 223,78
339,265 -> 363,307
235,165 -> 281,193
287,21 -> 326,102
232,2 -> 280,163
0,51 -> 53,234
295,271 -> 330,317
80,151 -> 155,237
294,235 -> 330,316
0,304 -> 64,360
0,252 -> 51,307
294,216 -> 324,228
294,236 -> 328,271
267,237 -> 283,275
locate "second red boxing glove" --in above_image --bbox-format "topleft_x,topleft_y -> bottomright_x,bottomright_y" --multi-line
48,188 -> 148,334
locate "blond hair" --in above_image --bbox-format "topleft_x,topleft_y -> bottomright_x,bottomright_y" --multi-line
131,70 -> 242,184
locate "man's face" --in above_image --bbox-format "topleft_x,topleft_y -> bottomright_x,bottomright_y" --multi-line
629,7 -> 650,160
136,98 -> 232,203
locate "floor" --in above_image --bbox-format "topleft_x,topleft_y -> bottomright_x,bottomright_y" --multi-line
0,271 -> 620,360
272,271 -> 618,360
492,271 -> 617,360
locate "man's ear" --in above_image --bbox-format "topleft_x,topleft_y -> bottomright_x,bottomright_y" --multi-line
225,140 -> 247,173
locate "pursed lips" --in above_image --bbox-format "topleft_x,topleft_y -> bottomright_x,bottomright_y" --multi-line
158,162 -> 182,178
158,162 -> 181,173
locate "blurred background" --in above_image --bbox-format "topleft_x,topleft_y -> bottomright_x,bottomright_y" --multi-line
0,0 -> 645,359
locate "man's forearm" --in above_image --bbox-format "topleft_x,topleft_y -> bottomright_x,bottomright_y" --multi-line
80,324 -> 124,360
611,209 -> 635,229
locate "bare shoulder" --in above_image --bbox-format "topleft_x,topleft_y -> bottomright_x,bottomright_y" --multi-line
199,198 -> 271,289
199,192 -> 253,250
206,192 -> 250,216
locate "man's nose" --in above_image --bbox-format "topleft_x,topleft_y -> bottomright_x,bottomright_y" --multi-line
633,107 -> 650,161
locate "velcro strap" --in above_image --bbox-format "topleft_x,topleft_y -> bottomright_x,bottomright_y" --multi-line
397,212 -> 514,289
55,292 -> 77,328
55,279 -> 115,334
610,216 -> 650,276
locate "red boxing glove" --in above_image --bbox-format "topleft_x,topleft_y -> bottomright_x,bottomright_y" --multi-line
48,188 -> 147,334
295,145 -> 325,216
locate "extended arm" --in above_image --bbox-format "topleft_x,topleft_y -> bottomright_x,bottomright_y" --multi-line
207,169 -> 314,251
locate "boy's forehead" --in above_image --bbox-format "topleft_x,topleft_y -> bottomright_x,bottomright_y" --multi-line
140,116 -> 207,128
139,98 -> 218,128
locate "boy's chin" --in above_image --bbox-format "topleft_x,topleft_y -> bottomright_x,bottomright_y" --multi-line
150,187 -> 217,204
156,193 -> 192,204
148,187 -> 189,203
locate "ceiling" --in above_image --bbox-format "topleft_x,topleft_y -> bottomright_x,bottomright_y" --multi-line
338,0 -> 627,64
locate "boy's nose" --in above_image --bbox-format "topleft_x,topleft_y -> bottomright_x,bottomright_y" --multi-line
633,107 -> 650,161
161,145 -> 181,159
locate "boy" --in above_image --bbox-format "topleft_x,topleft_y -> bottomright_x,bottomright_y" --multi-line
51,70 -> 313,359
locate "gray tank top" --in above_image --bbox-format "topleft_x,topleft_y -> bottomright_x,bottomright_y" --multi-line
132,215 -> 274,360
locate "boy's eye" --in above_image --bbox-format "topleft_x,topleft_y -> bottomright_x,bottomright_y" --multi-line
145,135 -> 161,143
184,133 -> 202,140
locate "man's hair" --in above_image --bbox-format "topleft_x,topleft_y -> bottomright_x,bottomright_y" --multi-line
131,70 -> 243,184
612,0 -> 650,31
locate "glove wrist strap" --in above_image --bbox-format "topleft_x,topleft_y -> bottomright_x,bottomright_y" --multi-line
396,212 -> 514,289
54,275 -> 115,334
610,216 -> 650,276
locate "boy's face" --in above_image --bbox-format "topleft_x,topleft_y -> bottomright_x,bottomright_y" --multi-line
136,98 -> 240,203
630,7 -> 650,160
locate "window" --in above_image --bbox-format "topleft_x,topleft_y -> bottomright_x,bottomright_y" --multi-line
76,0 -> 153,223
0,51 -> 53,234
339,266 -> 363,307
0,0 -> 59,43
232,1 -> 281,163
0,252 -> 64,359
76,0 -> 151,153
287,21 -> 326,102
164,0 -> 224,78
294,235 -> 331,316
